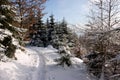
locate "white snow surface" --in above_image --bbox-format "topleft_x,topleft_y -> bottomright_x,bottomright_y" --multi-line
0,46 -> 95,80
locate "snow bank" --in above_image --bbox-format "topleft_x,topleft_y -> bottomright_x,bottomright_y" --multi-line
0,46 -> 96,80
0,48 -> 39,80
31,47 -> 95,80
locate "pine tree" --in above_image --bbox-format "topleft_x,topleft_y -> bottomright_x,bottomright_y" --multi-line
48,14 -> 55,42
48,15 -> 62,48
51,23 -> 60,48
0,0 -> 16,32
58,19 -> 68,47
45,18 -> 50,45
46,18 -> 50,28
0,0 -> 18,59
37,17 -> 48,47
55,45 -> 72,67
49,17 -> 69,49
60,18 -> 68,34
29,17 -> 48,47
29,17 -> 43,47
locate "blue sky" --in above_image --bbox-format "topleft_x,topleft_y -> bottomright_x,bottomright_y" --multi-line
43,0 -> 89,24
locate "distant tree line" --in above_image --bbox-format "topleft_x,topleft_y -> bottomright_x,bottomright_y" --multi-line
29,15 -> 77,49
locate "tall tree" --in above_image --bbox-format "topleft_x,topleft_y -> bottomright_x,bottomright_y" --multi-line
0,0 -> 18,59
85,0 -> 120,79
48,14 -> 55,42
12,0 -> 46,28
29,17 -> 48,47
87,0 -> 120,32
0,0 -> 15,30
12,0 -> 47,45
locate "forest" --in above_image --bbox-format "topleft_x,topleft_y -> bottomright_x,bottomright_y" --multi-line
0,0 -> 120,80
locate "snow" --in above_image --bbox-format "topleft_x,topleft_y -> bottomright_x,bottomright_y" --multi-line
0,29 -> 12,36
0,29 -> 13,44
0,46 -> 96,80
0,23 -> 3,26
67,24 -> 86,36
0,15 -> 6,19
1,5 -> 11,10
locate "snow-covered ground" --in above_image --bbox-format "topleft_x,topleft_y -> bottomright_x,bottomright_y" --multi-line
0,46 -> 96,80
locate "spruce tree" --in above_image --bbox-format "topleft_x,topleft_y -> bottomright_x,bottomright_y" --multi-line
48,15 -> 61,48
58,19 -> 68,46
30,17 -> 48,47
0,0 -> 13,28
45,18 -> 50,45
48,14 -> 55,42
0,0 -> 18,59
0,0 -> 18,33
46,18 -> 50,28
60,18 -> 68,34
37,17 -> 48,47
29,18 -> 43,47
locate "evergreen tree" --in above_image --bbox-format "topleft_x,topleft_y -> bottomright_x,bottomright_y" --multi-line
58,19 -> 68,47
37,17 -> 48,47
60,18 -> 68,34
49,18 -> 72,49
55,45 -> 72,67
46,18 -> 50,29
29,18 -> 43,47
0,0 -> 17,33
29,17 -> 48,47
50,23 -> 60,48
0,0 -> 13,27
0,0 -> 18,59
45,18 -> 50,45
29,15 -> 77,50
49,15 -> 62,48
60,19 -> 77,49
48,14 -> 55,42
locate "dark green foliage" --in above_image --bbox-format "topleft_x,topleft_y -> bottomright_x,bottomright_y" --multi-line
0,35 -> 16,58
2,36 -> 12,47
104,55 -> 120,80
49,15 -> 55,29
29,14 -> 76,51
48,15 -> 55,42
0,0 -> 14,28
60,18 -> 68,34
50,18 -> 71,49
29,17 -> 48,47
55,46 -> 72,67
55,54 -> 72,67
0,0 -> 18,60
29,15 -> 56,47
0,0 -> 20,39
85,52 -> 116,78
5,44 -> 16,58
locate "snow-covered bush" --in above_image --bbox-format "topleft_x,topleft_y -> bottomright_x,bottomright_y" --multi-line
55,46 -> 72,67
0,29 -> 17,60
104,53 -> 120,80
85,51 -> 118,79
80,28 -> 120,79
55,54 -> 72,67
85,52 -> 103,78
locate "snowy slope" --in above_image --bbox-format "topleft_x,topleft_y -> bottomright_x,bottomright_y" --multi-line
0,48 -> 39,80
0,46 -> 96,80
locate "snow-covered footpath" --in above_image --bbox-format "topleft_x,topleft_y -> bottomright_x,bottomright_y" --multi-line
0,46 -> 95,80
